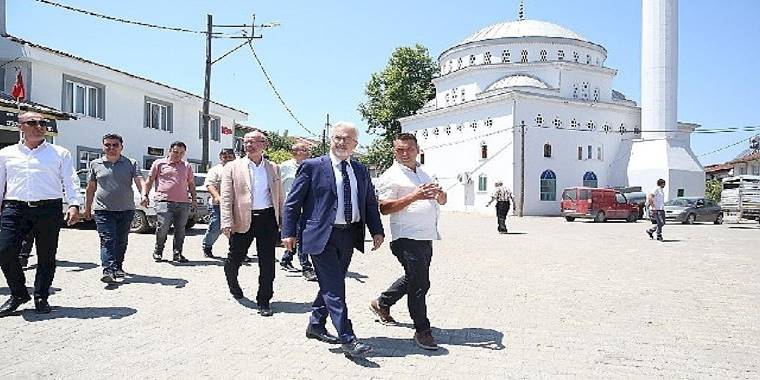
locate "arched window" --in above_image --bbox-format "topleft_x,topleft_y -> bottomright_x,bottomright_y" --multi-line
445,125 -> 451,135
457,57 -> 463,69
480,141 -> 488,159
478,173 -> 488,192
558,50 -> 565,61
553,117 -> 562,128
520,49 -> 528,63
502,49 -> 511,63
543,143 -> 552,158
583,171 -> 598,188
420,151 -> 425,164
540,50 -> 547,61
573,52 -> 579,62
484,51 -> 492,64
540,170 -> 557,201
535,114 -> 543,126
469,54 -> 476,66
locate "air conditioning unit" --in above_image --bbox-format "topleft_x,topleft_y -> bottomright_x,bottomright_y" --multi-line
457,171 -> 472,184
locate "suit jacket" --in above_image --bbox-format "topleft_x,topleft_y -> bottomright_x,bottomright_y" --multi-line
281,155 -> 384,255
220,157 -> 283,233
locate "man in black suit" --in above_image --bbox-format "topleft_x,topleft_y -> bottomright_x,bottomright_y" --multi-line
282,121 -> 384,357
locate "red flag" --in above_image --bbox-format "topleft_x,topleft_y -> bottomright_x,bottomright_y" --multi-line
11,71 -> 25,101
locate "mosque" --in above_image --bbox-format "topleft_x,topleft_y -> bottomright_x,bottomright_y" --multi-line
399,0 -> 704,215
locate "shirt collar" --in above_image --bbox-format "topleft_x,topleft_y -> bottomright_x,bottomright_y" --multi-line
329,151 -> 351,168
19,141 -> 48,153
248,156 -> 267,168
396,160 -> 419,173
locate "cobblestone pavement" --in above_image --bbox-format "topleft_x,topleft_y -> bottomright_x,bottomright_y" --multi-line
0,213 -> 758,379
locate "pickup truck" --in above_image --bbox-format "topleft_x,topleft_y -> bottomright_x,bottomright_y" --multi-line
720,175 -> 760,222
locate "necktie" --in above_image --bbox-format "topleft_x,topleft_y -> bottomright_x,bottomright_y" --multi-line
340,160 -> 352,223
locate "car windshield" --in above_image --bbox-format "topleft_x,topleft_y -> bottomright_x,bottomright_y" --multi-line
666,198 -> 695,207
77,171 -> 88,188
562,189 -> 575,201
194,176 -> 206,187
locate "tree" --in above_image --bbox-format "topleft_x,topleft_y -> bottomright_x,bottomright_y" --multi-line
705,179 -> 722,202
358,138 -> 394,171
358,44 -> 438,171
264,130 -> 295,164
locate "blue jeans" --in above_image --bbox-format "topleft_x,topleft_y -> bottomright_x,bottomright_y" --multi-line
280,241 -> 312,270
94,210 -> 135,273
154,201 -> 191,254
202,204 -> 222,250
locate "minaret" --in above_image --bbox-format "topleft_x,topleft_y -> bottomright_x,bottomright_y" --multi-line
627,0 -> 704,200
518,0 -> 525,21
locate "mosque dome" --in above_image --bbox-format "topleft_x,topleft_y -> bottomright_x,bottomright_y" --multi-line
459,19 -> 589,45
485,74 -> 551,91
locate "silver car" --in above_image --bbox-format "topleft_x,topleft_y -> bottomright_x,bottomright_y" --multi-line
664,197 -> 723,224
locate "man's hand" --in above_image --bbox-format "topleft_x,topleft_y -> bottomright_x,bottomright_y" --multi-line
140,195 -> 149,208
65,206 -> 80,226
191,199 -> 198,212
222,227 -> 232,238
371,234 -> 384,251
411,183 -> 440,201
83,208 -> 93,221
282,237 -> 297,252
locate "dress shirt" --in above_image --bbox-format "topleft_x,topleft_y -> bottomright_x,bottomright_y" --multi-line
279,158 -> 300,196
330,152 -> 359,224
491,186 -> 513,202
204,163 -> 224,205
248,157 -> 272,210
0,141 -> 80,206
376,161 -> 440,241
651,187 -> 665,210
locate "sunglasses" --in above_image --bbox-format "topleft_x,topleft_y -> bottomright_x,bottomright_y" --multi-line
22,120 -> 48,127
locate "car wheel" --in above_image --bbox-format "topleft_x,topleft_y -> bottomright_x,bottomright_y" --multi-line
685,213 -> 696,225
594,211 -> 606,223
714,213 -> 723,225
130,210 -> 150,233
626,213 -> 637,223
565,216 -> 575,222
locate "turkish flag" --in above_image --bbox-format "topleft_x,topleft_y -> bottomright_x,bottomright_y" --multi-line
221,126 -> 233,135
11,71 -> 25,101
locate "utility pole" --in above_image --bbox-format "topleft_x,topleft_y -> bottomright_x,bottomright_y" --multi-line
519,120 -> 525,217
200,14 -> 278,171
322,113 -> 330,155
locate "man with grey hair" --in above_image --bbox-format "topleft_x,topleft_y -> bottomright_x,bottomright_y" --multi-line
278,141 -> 316,281
0,112 -> 80,316
282,121 -> 384,357
486,179 -> 514,234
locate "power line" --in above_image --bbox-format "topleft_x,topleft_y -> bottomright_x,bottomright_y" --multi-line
247,42 -> 318,137
696,137 -> 750,157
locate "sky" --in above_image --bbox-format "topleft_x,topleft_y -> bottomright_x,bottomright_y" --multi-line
7,0 -> 760,165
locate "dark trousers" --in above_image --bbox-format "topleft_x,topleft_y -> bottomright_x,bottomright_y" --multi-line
496,201 -> 510,232
94,210 -> 134,273
647,210 -> 666,238
20,231 -> 35,257
280,241 -> 312,271
224,208 -> 277,307
0,200 -> 63,299
309,225 -> 356,343
378,238 -> 433,332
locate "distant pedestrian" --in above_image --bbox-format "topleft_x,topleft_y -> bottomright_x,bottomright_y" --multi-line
278,141 -> 317,281
221,130 -> 284,317
83,134 -> 144,283
201,148 -> 236,258
370,133 -> 446,351
0,112 -> 81,316
486,180 -> 514,234
142,141 -> 197,263
646,178 -> 667,241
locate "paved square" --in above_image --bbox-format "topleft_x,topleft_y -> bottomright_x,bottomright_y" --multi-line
0,213 -> 758,378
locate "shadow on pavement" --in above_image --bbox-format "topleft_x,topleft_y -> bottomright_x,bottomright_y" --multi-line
271,301 -> 311,314
659,239 -> 681,243
0,287 -> 61,296
57,260 -> 99,272
168,260 -> 224,267
346,271 -> 368,283
104,274 -> 188,289
729,226 -> 759,229
22,306 -> 137,321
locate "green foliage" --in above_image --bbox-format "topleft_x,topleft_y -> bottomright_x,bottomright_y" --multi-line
265,149 -> 292,164
359,138 -> 394,172
705,179 -> 722,202
266,130 -> 296,152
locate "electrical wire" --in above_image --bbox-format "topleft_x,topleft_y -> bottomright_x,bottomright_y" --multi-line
696,137 -> 750,157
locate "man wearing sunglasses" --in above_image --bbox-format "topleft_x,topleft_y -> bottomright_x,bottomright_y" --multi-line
0,112 -> 81,316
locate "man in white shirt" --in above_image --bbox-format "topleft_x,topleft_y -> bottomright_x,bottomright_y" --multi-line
278,141 -> 316,281
646,178 -> 667,241
0,112 -> 80,316
370,133 -> 447,351
201,148 -> 236,258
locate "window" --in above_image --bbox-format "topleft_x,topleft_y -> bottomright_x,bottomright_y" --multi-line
0,68 -> 5,92
593,87 -> 600,101
752,164 -> 760,175
461,88 -> 466,101
451,88 -> 458,103
144,97 -> 173,132
456,124 -> 463,132
445,125 -> 451,135
420,151 -> 425,164
581,82 -> 589,100
77,147 -> 101,170
62,74 -> 105,119
478,174 -> 488,192
540,50 -> 547,61
573,83 -> 579,99
433,127 -> 439,136
571,119 -> 578,129
445,93 -> 450,105
586,120 -> 595,130
553,117 -> 562,128
677,189 -> 685,197
143,155 -> 161,170
441,62 -> 447,73
583,171 -> 598,188
577,146 -> 583,160
586,54 -> 591,64
502,49 -> 511,63
480,142 -> 488,159
484,51 -> 492,64
587,145 -> 592,160
540,170 -> 557,201
422,129 -> 429,138
738,166 -> 747,175
199,114 -> 221,142
536,114 -> 544,126
558,50 -> 565,61
485,118 -> 493,128
573,52 -> 579,62
597,146 -> 603,160
633,125 -> 642,134
470,121 -> 478,130
543,143 -> 552,158
603,123 -> 611,133
520,49 -> 528,63
469,54 -> 476,66
457,57 -> 462,69
619,123 -> 627,135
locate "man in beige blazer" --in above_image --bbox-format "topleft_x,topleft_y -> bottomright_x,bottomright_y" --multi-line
221,130 -> 283,316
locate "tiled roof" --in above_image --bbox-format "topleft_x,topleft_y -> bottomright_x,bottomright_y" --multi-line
728,151 -> 760,164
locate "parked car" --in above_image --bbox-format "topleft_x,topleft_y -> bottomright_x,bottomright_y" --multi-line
664,197 -> 723,224
193,173 -> 212,224
130,169 -> 205,233
720,175 -> 760,222
561,187 -> 640,222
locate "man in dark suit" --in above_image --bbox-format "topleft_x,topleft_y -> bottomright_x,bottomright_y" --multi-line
282,121 -> 384,357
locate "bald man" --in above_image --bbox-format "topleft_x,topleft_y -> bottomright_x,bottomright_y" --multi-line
0,112 -> 80,316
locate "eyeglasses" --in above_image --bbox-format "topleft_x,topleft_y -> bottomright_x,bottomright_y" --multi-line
292,148 -> 309,152
22,120 -> 47,128
332,136 -> 356,143
103,143 -> 121,148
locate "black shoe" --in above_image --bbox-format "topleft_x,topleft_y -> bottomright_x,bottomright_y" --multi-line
202,248 -> 214,258
153,251 -> 163,262
341,339 -> 371,357
280,261 -> 297,272
101,271 -> 116,283
646,230 -> 654,239
657,236 -> 664,241
114,269 -> 126,278
34,297 -> 51,314
173,253 -> 189,263
305,325 -> 340,344
303,269 -> 317,282
0,295 -> 31,317
258,306 -> 273,317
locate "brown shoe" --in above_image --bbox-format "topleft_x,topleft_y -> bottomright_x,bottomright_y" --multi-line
369,299 -> 397,325
414,330 -> 439,350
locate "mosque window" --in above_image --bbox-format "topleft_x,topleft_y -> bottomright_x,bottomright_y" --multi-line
633,125 -> 641,134
469,54 -> 476,66
586,120 -> 595,130
597,146 -> 603,160
456,124 -> 463,132
520,50 -> 528,63
445,125 -> 451,135
572,83 -> 579,99
461,88 -> 466,101
619,123 -> 627,134
420,151 -> 425,164
593,87 -> 600,101
502,49 -> 511,63
583,171 -> 598,188
480,141 -> 488,159
573,52 -> 579,62
553,117 -> 562,128
581,82 -> 589,100
577,147 -> 583,160
540,170 -> 557,201
478,173 -> 488,191
596,58 -> 600,66
452,88 -> 458,102
470,121 -> 478,130
558,50 -> 565,61
571,119 -> 578,129
457,57 -> 463,70
485,118 -> 493,127
540,50 -> 547,62
586,54 -> 591,64
603,123 -> 611,133
587,145 -> 593,160
536,114 -> 544,126
422,129 -> 428,139
543,143 -> 552,158
484,51 -> 492,64
445,93 -> 450,105
433,127 -> 439,136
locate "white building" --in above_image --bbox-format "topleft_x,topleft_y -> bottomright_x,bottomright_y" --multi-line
0,27 -> 247,173
400,13 -> 702,215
